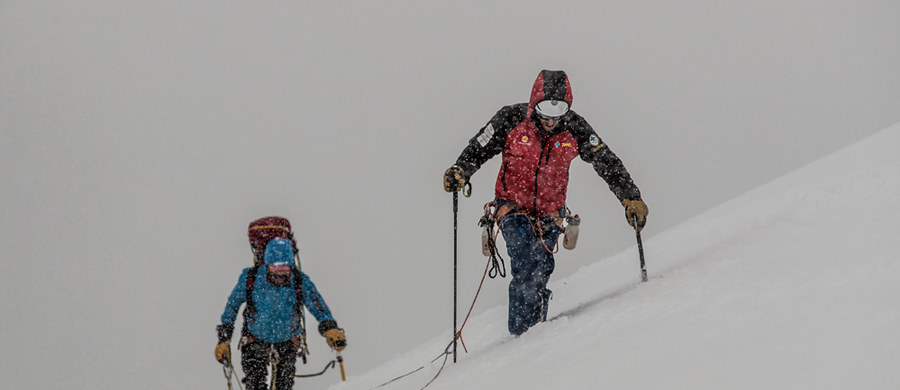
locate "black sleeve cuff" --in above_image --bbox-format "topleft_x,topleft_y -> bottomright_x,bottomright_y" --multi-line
217,324 -> 234,343
318,320 -> 338,335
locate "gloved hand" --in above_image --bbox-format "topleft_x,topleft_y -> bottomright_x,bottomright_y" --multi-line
215,324 -> 234,363
215,341 -> 231,363
443,166 -> 466,193
323,328 -> 347,351
622,199 -> 649,232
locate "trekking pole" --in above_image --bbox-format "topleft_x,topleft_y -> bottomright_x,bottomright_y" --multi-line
452,191 -> 459,363
633,215 -> 648,282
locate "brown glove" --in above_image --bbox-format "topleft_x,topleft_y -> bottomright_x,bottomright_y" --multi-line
214,341 -> 231,363
622,199 -> 649,232
323,328 -> 347,351
443,166 -> 466,193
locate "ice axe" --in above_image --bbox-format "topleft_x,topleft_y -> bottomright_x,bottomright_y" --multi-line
332,336 -> 347,381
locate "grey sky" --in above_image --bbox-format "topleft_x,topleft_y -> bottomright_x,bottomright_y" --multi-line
2,1 -> 899,389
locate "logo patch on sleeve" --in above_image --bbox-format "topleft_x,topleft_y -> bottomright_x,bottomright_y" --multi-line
477,123 -> 496,147
589,134 -> 605,151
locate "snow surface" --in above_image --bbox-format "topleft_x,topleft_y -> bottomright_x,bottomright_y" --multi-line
326,121 -> 900,389
3,4 -> 900,389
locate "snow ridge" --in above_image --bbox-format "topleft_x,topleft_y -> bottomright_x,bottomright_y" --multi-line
331,121 -> 900,390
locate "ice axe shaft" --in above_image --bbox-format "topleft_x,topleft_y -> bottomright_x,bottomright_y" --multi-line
336,352 -> 346,381
633,215 -> 648,282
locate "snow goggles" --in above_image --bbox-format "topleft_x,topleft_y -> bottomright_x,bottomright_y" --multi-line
537,112 -> 564,121
266,262 -> 292,275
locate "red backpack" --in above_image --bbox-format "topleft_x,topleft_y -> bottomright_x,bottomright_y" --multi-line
247,216 -> 297,266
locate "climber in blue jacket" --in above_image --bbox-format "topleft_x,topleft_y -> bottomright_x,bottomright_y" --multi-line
215,238 -> 346,390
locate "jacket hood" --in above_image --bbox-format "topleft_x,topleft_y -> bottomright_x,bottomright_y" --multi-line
528,70 -> 574,115
264,238 -> 295,265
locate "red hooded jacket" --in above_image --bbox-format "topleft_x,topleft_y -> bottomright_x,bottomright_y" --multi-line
455,70 -> 641,216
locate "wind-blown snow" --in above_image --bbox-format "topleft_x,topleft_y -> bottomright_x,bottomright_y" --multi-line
329,121 -> 900,390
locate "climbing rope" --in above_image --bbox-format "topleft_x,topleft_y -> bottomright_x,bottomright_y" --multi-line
295,359 -> 338,378
372,254 -> 495,389
220,358 -> 245,390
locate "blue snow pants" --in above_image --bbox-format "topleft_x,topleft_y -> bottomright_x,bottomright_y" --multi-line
499,210 -> 563,335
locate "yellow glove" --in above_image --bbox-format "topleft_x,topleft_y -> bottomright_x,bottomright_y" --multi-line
214,341 -> 231,363
443,166 -> 466,193
324,328 -> 347,351
622,199 -> 649,232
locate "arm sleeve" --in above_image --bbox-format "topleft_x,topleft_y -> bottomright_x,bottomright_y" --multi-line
454,104 -> 526,177
220,268 -> 250,325
299,271 -> 337,331
569,115 -> 642,202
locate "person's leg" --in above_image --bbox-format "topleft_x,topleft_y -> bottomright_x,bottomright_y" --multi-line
534,221 -> 561,322
240,338 -> 269,390
272,340 -> 299,390
501,215 -> 544,335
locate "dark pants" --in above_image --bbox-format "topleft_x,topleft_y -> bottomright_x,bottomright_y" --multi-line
499,212 -> 562,335
240,336 -> 298,390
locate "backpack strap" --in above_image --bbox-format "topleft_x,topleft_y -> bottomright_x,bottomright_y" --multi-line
292,268 -> 305,324
243,265 -> 261,324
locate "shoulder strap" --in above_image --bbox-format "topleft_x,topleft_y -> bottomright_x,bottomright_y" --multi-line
292,268 -> 304,312
244,265 -> 261,321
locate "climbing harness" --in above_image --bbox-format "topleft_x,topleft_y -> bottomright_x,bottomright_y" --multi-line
487,202 -> 579,257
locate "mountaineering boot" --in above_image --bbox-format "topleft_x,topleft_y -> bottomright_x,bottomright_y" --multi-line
539,288 -> 552,322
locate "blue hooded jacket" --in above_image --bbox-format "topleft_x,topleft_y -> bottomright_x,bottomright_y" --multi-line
220,238 -> 336,343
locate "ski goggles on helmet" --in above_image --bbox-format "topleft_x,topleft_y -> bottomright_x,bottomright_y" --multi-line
266,262 -> 292,275
535,99 -> 569,120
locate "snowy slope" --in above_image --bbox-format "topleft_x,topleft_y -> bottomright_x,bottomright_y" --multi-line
327,121 -> 900,390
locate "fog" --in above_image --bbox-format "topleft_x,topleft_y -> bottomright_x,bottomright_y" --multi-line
2,1 -> 899,389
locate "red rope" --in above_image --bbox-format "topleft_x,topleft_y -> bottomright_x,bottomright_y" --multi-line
498,211 -> 559,255
536,222 -> 559,254
444,254 -> 493,355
